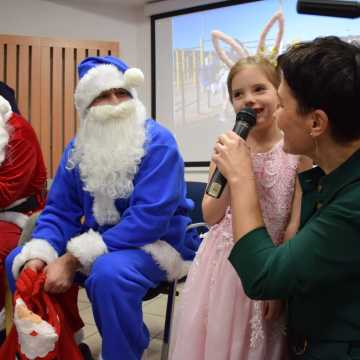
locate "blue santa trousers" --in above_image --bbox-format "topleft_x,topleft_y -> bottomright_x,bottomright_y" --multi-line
6,247 -> 167,360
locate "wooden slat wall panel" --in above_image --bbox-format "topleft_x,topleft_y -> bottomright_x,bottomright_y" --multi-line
0,45 -> 4,81
75,48 -> 86,131
99,48 -> 109,56
0,34 -> 119,177
6,44 -> 17,91
52,47 -> 63,175
64,47 -> 75,147
18,45 -> 30,118
40,46 -> 51,174
88,48 -> 97,57
30,46 -> 41,137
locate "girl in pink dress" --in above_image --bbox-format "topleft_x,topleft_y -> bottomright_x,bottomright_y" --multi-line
170,56 -> 311,360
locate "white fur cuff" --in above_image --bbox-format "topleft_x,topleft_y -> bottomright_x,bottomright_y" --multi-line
67,229 -> 108,274
12,239 -> 58,279
0,212 -> 29,229
142,240 -> 188,281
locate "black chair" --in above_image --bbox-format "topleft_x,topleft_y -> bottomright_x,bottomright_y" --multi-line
158,181 -> 208,360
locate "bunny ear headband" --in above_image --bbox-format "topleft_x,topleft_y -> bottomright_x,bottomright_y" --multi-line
211,9 -> 285,68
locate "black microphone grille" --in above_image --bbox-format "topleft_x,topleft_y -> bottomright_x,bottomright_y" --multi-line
236,107 -> 257,126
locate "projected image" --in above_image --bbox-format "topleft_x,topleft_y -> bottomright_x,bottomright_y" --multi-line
154,0 -> 359,164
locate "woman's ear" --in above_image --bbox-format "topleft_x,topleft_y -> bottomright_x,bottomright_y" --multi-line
309,109 -> 329,137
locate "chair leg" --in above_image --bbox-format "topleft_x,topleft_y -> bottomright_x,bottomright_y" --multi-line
160,279 -> 177,360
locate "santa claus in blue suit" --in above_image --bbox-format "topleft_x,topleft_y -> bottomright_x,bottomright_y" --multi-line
6,56 -> 198,360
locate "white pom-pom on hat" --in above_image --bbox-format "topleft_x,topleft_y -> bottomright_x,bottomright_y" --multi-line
124,68 -> 144,88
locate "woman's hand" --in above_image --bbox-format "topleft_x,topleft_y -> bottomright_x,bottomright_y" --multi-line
212,131 -> 254,185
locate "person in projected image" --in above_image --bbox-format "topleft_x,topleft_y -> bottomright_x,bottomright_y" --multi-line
217,36 -> 360,359
170,54 -> 312,360
5,56 -> 200,360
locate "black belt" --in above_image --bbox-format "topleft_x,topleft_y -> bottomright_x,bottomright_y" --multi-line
290,334 -> 360,358
0,195 -> 39,213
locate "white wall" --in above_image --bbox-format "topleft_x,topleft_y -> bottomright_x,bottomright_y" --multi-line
0,0 -> 208,181
0,0 -> 151,106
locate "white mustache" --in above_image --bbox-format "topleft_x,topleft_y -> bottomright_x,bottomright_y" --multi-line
87,99 -> 137,122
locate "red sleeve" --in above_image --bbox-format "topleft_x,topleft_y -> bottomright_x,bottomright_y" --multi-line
0,133 -> 39,208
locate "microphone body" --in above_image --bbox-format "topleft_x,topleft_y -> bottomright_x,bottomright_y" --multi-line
297,0 -> 360,18
206,107 -> 256,199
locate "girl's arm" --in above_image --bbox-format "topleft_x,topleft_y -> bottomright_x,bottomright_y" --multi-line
202,161 -> 230,225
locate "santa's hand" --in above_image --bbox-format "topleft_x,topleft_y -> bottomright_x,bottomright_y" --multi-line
212,131 -> 253,185
43,253 -> 79,293
23,259 -> 46,273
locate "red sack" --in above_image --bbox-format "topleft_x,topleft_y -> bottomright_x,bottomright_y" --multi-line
0,268 -> 84,360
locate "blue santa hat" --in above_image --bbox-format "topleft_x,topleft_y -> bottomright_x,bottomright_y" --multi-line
74,55 -> 144,116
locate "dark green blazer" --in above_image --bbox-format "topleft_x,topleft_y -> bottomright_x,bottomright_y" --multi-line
229,149 -> 360,343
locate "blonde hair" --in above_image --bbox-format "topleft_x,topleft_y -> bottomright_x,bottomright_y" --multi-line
227,56 -> 280,103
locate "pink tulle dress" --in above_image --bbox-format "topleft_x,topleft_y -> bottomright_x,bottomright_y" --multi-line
170,141 -> 299,360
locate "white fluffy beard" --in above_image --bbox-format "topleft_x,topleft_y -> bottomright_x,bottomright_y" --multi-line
70,99 -> 147,225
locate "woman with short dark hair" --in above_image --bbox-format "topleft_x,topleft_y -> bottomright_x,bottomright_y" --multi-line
213,36 -> 360,359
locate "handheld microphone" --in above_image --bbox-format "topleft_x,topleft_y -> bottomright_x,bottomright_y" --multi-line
297,0 -> 360,18
206,107 -> 257,199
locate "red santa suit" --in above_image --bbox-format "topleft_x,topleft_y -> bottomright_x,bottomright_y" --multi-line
0,95 -> 47,330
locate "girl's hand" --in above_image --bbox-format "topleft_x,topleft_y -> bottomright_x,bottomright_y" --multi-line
263,299 -> 285,321
212,131 -> 253,185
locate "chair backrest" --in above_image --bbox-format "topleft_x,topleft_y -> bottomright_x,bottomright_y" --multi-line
186,181 -> 207,225
18,212 -> 40,246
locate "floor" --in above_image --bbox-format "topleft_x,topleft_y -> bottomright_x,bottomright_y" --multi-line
78,287 -> 175,360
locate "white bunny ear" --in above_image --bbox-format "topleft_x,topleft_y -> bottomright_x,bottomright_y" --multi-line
211,30 -> 249,69
256,10 -> 285,60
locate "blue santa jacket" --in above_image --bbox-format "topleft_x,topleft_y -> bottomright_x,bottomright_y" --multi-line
30,119 -> 197,275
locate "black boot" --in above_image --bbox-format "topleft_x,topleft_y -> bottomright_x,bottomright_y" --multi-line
79,342 -> 94,360
0,329 -> 5,346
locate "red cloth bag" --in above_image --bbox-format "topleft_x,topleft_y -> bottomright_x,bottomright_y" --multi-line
0,268 -> 84,359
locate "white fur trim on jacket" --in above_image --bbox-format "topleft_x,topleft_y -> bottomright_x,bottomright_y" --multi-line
0,96 -> 12,122
0,96 -> 12,166
12,239 -> 59,279
141,240 -> 189,281
74,64 -> 143,117
0,212 -> 29,229
67,229 -> 108,274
